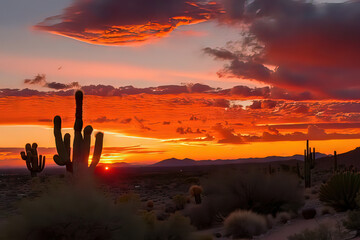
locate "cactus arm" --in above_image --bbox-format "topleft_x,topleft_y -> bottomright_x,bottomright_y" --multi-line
39,155 -> 44,171
89,132 -> 104,171
25,152 -> 31,170
53,155 -> 67,166
25,143 -> 31,153
54,116 -> 71,165
83,126 -> 93,167
20,151 -> 27,160
63,133 -> 72,172
64,133 -> 71,158
31,143 -> 38,156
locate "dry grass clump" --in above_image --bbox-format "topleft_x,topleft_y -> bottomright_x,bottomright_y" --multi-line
276,212 -> 291,224
224,210 -> 268,238
173,194 -> 188,210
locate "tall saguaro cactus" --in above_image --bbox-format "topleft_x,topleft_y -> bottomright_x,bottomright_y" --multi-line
20,143 -> 45,177
334,151 -> 338,172
304,140 -> 315,188
53,90 -> 104,175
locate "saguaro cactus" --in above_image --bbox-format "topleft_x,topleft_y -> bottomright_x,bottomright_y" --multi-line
304,140 -> 315,188
334,151 -> 338,172
53,90 -> 104,175
20,143 -> 45,177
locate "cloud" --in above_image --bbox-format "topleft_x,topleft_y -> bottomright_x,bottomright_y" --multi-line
91,116 -> 118,123
24,74 -> 80,90
164,134 -> 215,143
261,125 -> 360,142
206,0 -> 360,100
34,0 -> 222,45
1,82 -> 317,100
24,74 -> 47,85
212,123 -> 244,144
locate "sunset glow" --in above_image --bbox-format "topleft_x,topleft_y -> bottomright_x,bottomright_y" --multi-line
1,0 -> 360,168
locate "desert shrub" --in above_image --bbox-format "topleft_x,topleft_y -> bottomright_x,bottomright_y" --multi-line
276,212 -> 291,224
173,194 -> 188,210
183,201 -> 215,229
202,171 -> 304,217
144,212 -> 195,240
1,184 -> 146,240
301,208 -> 316,219
319,172 -> 360,211
224,210 -> 268,239
288,223 -> 347,240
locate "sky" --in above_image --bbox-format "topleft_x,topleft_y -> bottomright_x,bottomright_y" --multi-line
1,0 -> 360,167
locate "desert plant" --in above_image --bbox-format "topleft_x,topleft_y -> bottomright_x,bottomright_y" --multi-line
173,194 -> 187,210
334,151 -> 338,172
224,210 -> 268,239
189,185 -> 203,204
319,172 -> 360,211
183,201 -> 215,229
1,184 -> 146,240
203,172 -> 304,217
276,212 -> 291,224
304,140 -> 315,188
53,90 -> 104,176
20,143 -> 45,177
142,211 -> 195,240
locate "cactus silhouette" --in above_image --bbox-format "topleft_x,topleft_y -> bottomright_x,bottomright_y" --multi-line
304,140 -> 315,188
334,151 -> 338,172
53,90 -> 104,175
20,143 -> 45,177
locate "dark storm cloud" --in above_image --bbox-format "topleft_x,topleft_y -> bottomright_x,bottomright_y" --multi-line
207,0 -> 360,99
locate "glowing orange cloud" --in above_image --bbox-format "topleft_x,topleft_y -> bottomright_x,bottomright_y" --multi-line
34,0 -> 222,45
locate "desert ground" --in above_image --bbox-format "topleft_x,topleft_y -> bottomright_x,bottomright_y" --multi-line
2,152 -> 360,240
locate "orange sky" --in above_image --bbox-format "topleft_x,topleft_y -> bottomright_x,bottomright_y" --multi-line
1,0 -> 360,168
1,94 -> 360,167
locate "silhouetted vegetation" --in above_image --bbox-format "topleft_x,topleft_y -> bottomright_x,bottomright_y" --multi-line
20,143 -> 45,177
224,210 -> 268,238
53,90 -> 104,176
319,172 -> 360,211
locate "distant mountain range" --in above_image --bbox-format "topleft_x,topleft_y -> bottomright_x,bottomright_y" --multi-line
149,152 -> 328,168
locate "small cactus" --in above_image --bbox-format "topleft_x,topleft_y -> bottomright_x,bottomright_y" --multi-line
334,151 -> 338,172
304,140 -> 315,188
189,185 -> 203,204
20,143 -> 45,177
53,90 -> 104,176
